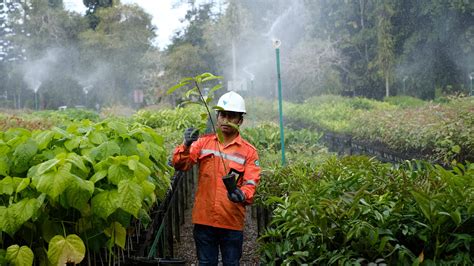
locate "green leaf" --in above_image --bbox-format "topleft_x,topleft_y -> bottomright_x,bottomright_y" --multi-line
201,74 -> 222,82
33,130 -> 55,150
166,82 -> 188,95
32,163 -> 73,200
6,245 -> 34,266
0,154 -> 9,176
450,209 -> 462,226
89,141 -> 121,161
12,140 -> 38,174
118,180 -> 143,217
64,136 -> 82,151
66,153 -> 88,174
36,158 -> 60,176
91,190 -> 119,219
15,177 -> 30,193
47,234 -> 85,266
63,176 -> 94,212
1,198 -> 42,236
133,161 -> 151,182
104,222 -> 126,249
0,177 -> 14,195
107,121 -> 128,135
108,163 -> 133,185
90,170 -> 107,183
217,128 -> 224,143
89,131 -> 108,145
209,84 -> 222,94
451,145 -> 461,154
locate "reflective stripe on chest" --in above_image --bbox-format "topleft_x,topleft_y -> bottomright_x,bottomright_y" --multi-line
200,149 -> 246,165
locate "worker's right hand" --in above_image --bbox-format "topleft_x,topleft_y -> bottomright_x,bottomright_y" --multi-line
184,127 -> 199,147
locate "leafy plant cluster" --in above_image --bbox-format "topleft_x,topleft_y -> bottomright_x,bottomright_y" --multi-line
242,122 -> 329,166
257,156 -> 474,265
249,95 -> 473,164
0,119 -> 172,265
134,104 -> 208,149
351,97 -> 474,163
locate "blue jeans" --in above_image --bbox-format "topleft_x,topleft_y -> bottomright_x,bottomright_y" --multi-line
193,224 -> 243,266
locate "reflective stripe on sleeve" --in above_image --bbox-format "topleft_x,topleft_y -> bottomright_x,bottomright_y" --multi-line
243,180 -> 256,186
201,149 -> 246,165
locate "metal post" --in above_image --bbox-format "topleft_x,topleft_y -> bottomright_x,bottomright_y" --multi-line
273,39 -> 286,165
469,73 -> 474,96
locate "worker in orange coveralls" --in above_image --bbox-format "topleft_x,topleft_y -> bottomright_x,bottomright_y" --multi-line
172,91 -> 261,265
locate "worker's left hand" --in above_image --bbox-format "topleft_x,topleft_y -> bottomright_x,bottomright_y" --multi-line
227,188 -> 245,203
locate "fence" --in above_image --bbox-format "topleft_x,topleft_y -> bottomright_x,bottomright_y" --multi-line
126,167 -> 197,264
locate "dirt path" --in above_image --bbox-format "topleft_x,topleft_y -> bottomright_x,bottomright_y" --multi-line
175,199 -> 260,265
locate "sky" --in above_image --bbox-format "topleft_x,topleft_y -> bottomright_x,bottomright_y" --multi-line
63,0 -> 189,49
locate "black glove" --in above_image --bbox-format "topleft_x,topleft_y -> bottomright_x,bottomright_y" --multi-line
228,188 -> 245,203
184,127 -> 199,147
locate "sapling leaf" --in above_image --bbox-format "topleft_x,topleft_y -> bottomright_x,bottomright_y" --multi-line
6,245 -> 33,266
0,154 -> 9,177
90,170 -> 107,183
104,222 -> 126,249
227,122 -> 240,131
166,82 -> 188,95
213,105 -> 224,111
118,180 -> 143,218
217,128 -> 224,144
91,190 -> 119,219
32,163 -> 74,200
0,177 -> 13,195
184,87 -> 199,98
47,234 -> 85,266
209,84 -> 222,94
202,75 -> 222,82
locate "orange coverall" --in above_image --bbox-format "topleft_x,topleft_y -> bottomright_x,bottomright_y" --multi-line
172,133 -> 261,231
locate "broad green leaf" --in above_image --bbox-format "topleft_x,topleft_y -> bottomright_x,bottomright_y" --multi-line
1,198 -> 41,236
133,161 -> 151,182
33,130 -> 55,150
108,164 -> 133,185
0,177 -> 14,195
120,138 -> 139,156
89,141 -> 121,161
141,180 -> 156,203
104,222 -> 126,249
118,180 -> 143,217
66,153 -> 88,174
64,136 -> 81,151
0,154 -> 9,176
90,170 -> 107,183
107,121 -> 128,135
6,245 -> 33,266
15,177 -> 30,193
47,234 -> 85,266
32,163 -> 73,200
36,158 -> 60,176
12,140 -> 38,174
63,176 -> 94,211
91,190 -> 119,219
89,131 -> 108,145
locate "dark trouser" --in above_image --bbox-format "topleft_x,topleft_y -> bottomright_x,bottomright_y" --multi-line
193,224 -> 243,266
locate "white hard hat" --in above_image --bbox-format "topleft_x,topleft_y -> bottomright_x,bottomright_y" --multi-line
216,91 -> 246,113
